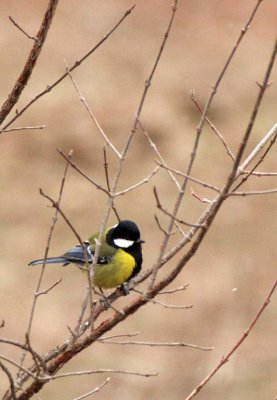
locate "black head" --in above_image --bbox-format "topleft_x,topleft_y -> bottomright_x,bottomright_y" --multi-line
106,220 -> 144,249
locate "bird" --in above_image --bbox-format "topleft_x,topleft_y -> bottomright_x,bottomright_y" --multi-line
29,220 -> 144,292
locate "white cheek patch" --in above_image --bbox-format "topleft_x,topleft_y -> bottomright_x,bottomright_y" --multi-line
114,238 -> 134,248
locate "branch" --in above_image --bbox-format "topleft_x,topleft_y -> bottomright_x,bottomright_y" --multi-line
0,125 -> 46,134
0,0 -> 59,125
73,377 -> 111,400
157,162 -> 220,192
64,61 -> 121,158
42,368 -> 158,381
0,361 -> 17,400
98,340 -> 213,352
9,16 -> 37,41
147,0 -> 264,291
2,5 -> 136,130
190,89 -> 235,160
16,150 -> 72,381
114,166 -> 159,196
237,123 -> 277,175
184,279 -> 277,400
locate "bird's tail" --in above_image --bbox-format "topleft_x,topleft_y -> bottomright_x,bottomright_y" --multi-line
28,257 -> 68,266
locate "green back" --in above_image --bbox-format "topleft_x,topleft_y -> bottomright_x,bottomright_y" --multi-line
88,228 -> 116,258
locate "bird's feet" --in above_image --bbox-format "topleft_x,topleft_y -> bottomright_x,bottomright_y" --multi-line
120,283 -> 130,296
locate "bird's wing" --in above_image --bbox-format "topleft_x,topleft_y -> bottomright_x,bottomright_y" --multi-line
63,244 -> 93,264
87,230 -> 117,260
63,236 -> 116,265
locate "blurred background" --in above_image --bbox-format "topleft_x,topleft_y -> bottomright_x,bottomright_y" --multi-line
0,1 -> 276,399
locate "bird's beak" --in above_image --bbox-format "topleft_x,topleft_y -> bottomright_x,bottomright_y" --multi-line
137,239 -> 145,244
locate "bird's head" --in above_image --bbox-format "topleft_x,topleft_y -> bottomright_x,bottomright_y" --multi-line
107,220 -> 145,249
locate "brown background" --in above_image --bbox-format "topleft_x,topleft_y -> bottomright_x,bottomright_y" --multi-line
0,1 -> 276,399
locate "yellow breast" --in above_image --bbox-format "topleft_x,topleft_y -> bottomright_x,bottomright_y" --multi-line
93,249 -> 135,289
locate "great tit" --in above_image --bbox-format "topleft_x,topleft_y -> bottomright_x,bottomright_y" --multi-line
29,220 -> 144,289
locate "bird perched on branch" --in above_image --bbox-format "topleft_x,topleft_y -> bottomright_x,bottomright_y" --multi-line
29,220 -> 144,292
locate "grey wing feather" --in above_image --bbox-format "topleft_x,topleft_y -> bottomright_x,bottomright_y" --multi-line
63,244 -> 93,263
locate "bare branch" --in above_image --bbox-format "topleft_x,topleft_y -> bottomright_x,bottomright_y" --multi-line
157,162 -> 221,192
9,15 -> 37,41
114,166 -> 159,196
0,0 -> 59,125
64,61 -> 121,158
154,214 -> 176,236
41,368 -> 158,381
0,354 -> 37,380
190,188 -> 213,204
35,278 -> 62,296
2,4 -> 136,129
230,188 -> 277,196
58,149 -> 110,195
99,340 -> 213,351
138,120 -> 181,190
17,149 -> 72,381
241,170 -> 277,177
190,89 -> 235,160
73,377 -> 111,400
237,123 -> 277,176
103,147 -> 121,222
154,187 -> 203,227
0,125 -> 46,134
0,361 -> 17,400
99,332 -> 139,341
158,284 -> 189,295
232,125 -> 277,192
147,0 -> 264,292
184,279 -> 277,400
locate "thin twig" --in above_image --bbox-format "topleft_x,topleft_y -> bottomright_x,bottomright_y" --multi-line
64,61 -> 121,158
73,377 -> 111,400
237,123 -> 277,175
190,90 -> 235,160
154,187 -> 203,227
0,361 -> 17,400
103,147 -> 120,222
232,125 -> 277,192
99,332 -> 139,341
230,188 -> 277,196
158,284 -> 189,295
241,170 -> 277,177
0,0 -> 59,125
9,16 -> 37,41
98,340 -> 213,352
0,125 -> 46,134
148,0 -> 264,291
184,279 -> 277,400
35,278 -> 62,296
58,149 -> 110,195
0,355 -> 37,380
25,334 -> 48,374
157,162 -> 221,192
154,214 -> 175,236
17,149 -> 72,382
41,368 -> 158,381
133,288 -> 192,309
114,166 -> 159,196
138,120 -> 181,190
2,5 -> 136,129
